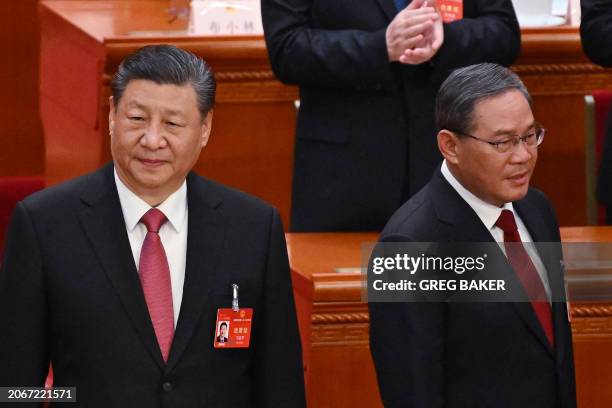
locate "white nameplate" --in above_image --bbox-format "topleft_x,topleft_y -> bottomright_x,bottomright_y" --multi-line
189,0 -> 263,35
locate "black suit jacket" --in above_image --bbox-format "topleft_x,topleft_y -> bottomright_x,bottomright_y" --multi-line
581,0 -> 612,67
262,0 -> 521,231
0,164 -> 306,407
368,169 -> 577,407
581,0 -> 612,218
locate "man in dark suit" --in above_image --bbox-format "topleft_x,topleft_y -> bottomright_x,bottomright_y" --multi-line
581,0 -> 612,223
369,63 -> 577,407
0,45 -> 306,407
262,0 -> 521,231
216,322 -> 229,343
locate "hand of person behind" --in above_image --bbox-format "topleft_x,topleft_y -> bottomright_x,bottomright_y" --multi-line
386,0 -> 439,62
400,2 -> 444,65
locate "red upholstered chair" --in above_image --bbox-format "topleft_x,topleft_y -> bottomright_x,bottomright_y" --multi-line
585,91 -> 612,224
0,176 -> 50,389
0,176 -> 45,258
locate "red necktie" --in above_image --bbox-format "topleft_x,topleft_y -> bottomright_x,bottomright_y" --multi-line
139,208 -> 174,362
495,210 -> 555,347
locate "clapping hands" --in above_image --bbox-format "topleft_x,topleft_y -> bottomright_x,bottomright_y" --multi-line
386,0 -> 444,65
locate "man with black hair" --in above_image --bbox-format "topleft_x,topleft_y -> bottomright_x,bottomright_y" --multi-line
0,44 -> 306,407
369,63 -> 576,407
216,322 -> 229,343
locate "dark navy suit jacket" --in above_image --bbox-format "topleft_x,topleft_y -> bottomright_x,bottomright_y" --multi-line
262,0 -> 521,231
0,163 -> 306,407
369,168 -> 577,407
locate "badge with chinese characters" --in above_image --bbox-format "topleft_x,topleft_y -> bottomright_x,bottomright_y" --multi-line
213,284 -> 253,348
437,0 -> 463,22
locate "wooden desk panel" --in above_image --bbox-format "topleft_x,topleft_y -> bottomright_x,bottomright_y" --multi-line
287,233 -> 378,408
288,228 -> 612,407
560,227 -> 612,408
516,27 -> 612,226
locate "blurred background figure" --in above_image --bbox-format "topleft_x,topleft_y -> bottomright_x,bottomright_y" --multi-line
262,0 -> 521,231
581,0 -> 612,223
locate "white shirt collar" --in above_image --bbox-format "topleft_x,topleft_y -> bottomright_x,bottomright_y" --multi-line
440,160 -> 515,231
114,168 -> 187,233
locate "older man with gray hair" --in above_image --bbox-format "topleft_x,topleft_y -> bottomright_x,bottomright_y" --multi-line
369,63 -> 576,408
0,44 -> 305,407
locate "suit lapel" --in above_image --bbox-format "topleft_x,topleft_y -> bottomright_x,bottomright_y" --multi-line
508,292 -> 555,356
514,197 -> 551,243
433,170 -> 554,356
165,173 -> 226,374
514,197 -> 559,295
430,170 -> 495,243
514,197 -> 561,357
78,164 -> 165,369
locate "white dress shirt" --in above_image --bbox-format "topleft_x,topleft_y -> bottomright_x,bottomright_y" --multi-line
114,169 -> 187,325
441,161 -> 551,300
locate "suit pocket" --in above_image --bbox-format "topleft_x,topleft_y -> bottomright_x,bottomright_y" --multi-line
296,109 -> 350,144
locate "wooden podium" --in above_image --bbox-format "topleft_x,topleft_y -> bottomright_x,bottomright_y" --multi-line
287,228 -> 612,408
287,233 -> 377,407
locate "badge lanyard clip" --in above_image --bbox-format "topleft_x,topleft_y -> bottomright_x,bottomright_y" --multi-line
232,283 -> 239,312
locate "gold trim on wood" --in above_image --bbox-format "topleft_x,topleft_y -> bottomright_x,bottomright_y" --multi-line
572,305 -> 612,318
312,312 -> 370,325
216,71 -> 275,81
510,63 -> 612,95
102,70 -> 277,84
101,72 -> 297,103
512,63 -> 606,75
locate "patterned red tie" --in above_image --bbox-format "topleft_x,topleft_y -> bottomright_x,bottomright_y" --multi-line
495,210 -> 555,347
139,208 -> 174,362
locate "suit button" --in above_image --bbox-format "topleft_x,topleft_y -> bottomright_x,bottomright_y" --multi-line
162,382 -> 172,392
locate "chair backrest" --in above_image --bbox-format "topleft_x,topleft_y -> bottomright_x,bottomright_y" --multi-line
592,90 -> 612,161
0,176 -> 51,390
0,176 -> 45,258
585,91 -> 612,224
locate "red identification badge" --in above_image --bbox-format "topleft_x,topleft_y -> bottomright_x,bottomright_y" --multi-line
437,0 -> 463,23
214,308 -> 253,348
